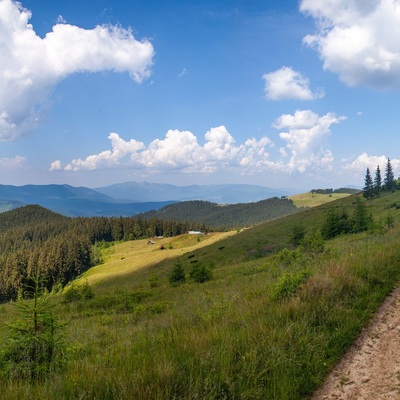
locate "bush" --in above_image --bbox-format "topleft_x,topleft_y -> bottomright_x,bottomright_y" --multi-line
290,224 -> 306,246
169,262 -> 186,287
274,271 -> 311,300
63,281 -> 94,303
148,274 -> 160,288
190,264 -> 213,283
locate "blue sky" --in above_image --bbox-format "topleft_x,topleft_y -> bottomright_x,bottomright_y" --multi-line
1,0 -> 400,190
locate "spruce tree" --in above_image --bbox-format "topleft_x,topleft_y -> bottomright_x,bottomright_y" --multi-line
384,158 -> 395,192
363,167 -> 374,199
374,165 -> 382,197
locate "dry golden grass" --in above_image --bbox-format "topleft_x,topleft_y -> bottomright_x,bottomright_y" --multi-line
76,232 -> 236,286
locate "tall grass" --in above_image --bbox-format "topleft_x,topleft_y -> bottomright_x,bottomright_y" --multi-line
2,193 -> 400,398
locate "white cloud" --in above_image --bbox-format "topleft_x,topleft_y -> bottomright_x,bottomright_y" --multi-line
273,110 -> 345,172
0,0 -> 154,140
49,160 -> 62,171
64,133 -> 144,171
55,126 -> 275,175
343,152 -> 400,177
54,114 -> 345,176
0,155 -> 26,169
263,66 -> 324,100
300,0 -> 400,89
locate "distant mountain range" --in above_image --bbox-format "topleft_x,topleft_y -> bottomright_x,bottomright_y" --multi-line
94,181 -> 295,203
0,182 -> 298,217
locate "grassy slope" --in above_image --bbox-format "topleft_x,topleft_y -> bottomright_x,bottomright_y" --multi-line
2,192 -> 400,399
78,232 -> 237,290
289,192 -> 351,207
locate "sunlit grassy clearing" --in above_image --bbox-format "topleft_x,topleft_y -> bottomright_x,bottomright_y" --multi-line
76,231 -> 236,287
289,192 -> 351,208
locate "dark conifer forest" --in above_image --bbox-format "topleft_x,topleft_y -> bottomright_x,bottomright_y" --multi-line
0,205 -> 204,302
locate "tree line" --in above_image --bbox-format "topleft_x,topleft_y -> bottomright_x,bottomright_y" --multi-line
0,205 -> 206,303
143,197 -> 300,228
363,158 -> 395,199
310,188 -> 359,195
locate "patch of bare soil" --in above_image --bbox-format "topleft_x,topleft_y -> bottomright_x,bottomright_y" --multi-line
313,286 -> 400,400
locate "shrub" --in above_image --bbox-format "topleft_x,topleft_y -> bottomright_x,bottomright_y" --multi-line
290,223 -> 306,246
63,281 -> 94,303
169,262 -> 186,287
274,271 -> 311,300
190,264 -> 213,283
148,274 -> 160,288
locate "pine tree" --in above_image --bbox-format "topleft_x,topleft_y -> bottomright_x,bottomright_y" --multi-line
363,167 -> 374,199
169,262 -> 186,287
374,165 -> 382,197
384,158 -> 395,192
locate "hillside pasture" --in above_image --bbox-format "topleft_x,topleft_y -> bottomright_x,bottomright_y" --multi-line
289,192 -> 351,208
2,192 -> 400,398
75,232 -> 236,291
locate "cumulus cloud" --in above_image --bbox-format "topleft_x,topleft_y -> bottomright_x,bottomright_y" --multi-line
53,113 -> 345,176
343,152 -> 400,176
300,0 -> 400,89
273,110 -> 345,172
49,160 -> 62,171
0,0 -> 154,140
263,66 -> 324,100
65,133 -> 144,171
54,126 -> 275,174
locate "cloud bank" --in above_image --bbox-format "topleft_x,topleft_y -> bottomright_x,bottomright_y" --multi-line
263,67 -> 324,100
343,152 -> 400,177
53,110 -> 344,176
0,0 -> 154,140
300,0 -> 400,89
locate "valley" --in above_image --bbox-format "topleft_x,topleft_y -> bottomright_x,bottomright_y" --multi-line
1,189 -> 399,399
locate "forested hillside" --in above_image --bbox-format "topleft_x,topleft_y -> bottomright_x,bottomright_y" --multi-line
143,197 -> 300,228
0,205 -> 205,302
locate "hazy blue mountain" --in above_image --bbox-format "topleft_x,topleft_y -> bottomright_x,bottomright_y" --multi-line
94,181 -> 296,204
0,184 -> 175,217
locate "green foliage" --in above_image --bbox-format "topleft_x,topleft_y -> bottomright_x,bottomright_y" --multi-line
384,158 -> 395,192
0,275 -> 65,380
290,223 -> 306,246
169,262 -> 186,287
277,248 -> 304,268
148,274 -> 160,288
273,271 -> 311,300
363,167 -> 374,199
352,198 -> 373,233
190,263 -> 213,283
322,199 -> 373,239
63,282 -> 94,303
0,205 -> 207,303
143,197 -> 300,229
385,213 -> 395,229
311,188 -> 360,194
301,229 -> 325,254
374,165 -> 382,196
321,208 -> 352,239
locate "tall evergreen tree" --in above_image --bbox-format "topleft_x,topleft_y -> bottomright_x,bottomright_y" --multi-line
374,165 -> 382,197
363,167 -> 374,199
384,158 -> 395,192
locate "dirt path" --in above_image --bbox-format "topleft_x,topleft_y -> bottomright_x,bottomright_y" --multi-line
313,286 -> 400,400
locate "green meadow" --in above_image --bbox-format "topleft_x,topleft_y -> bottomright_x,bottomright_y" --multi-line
1,191 -> 400,399
289,192 -> 351,208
